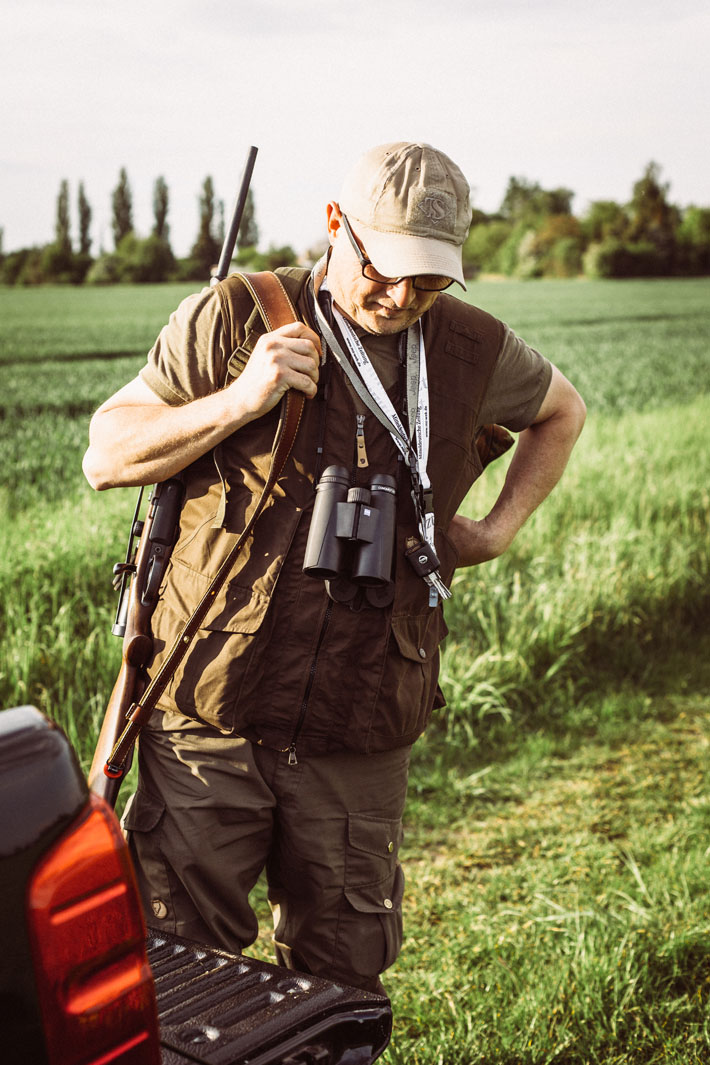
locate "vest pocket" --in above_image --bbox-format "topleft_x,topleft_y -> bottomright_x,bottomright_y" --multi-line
390,609 -> 447,663
161,491 -> 305,636
148,599 -> 258,729
162,557 -> 272,634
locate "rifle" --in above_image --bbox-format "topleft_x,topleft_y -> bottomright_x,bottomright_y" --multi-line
88,480 -> 183,804
88,147 -> 259,806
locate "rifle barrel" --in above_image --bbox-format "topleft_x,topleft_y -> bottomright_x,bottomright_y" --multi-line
213,145 -> 259,282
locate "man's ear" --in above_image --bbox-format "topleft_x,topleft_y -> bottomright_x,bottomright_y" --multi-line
326,202 -> 343,245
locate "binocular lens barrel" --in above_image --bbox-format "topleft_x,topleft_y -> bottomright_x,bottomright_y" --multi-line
302,466 -> 351,579
350,474 -> 397,587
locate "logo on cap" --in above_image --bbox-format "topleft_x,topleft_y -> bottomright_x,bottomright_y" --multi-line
408,188 -> 456,232
417,196 -> 449,224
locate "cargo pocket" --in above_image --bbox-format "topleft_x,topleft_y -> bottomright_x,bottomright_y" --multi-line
121,787 -> 175,931
343,814 -> 405,976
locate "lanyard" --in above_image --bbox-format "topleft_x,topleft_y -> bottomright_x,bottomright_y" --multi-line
310,278 -> 451,603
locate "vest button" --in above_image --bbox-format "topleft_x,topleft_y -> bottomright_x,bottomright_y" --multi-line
383,898 -> 393,910
418,647 -> 426,659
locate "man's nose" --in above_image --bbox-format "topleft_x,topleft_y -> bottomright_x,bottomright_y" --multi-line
386,277 -> 415,308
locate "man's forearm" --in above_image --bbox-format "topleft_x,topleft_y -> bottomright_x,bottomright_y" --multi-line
82,388 -> 250,490
448,381 -> 586,567
483,409 -> 582,548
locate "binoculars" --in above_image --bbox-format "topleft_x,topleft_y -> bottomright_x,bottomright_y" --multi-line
303,465 -> 397,606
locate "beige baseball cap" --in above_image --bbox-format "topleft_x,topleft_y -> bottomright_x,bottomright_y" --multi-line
338,141 -> 471,289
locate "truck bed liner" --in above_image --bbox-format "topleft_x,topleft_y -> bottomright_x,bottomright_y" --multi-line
148,930 -> 392,1065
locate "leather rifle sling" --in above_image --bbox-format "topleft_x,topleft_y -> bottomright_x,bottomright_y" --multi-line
105,272 -> 305,777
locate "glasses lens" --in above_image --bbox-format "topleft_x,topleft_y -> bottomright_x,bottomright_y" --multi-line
362,264 -> 453,291
362,263 -> 395,285
413,275 -> 454,292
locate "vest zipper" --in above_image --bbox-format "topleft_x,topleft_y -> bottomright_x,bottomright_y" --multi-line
288,599 -> 334,765
356,414 -> 369,469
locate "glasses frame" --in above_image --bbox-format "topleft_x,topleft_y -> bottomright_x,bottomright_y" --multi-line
340,214 -> 455,293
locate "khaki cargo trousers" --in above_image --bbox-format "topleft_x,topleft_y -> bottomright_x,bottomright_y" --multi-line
123,709 -> 410,993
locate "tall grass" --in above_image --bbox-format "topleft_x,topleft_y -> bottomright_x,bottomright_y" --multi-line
439,397 -> 710,749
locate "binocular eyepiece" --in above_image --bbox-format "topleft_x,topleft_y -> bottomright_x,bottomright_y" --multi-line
303,465 -> 397,605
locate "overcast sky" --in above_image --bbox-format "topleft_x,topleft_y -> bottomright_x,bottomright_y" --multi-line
2,0 -> 708,259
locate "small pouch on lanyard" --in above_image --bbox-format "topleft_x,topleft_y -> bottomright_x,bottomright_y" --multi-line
404,537 -> 441,579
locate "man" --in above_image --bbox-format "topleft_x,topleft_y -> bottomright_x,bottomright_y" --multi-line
83,142 -> 585,994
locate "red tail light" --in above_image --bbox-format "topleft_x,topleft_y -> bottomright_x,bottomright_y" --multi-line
26,793 -> 160,1065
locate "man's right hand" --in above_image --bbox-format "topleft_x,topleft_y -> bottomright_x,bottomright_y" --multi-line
233,321 -> 320,419
83,322 -> 321,492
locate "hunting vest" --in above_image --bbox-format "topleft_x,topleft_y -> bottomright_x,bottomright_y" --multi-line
148,268 -> 506,755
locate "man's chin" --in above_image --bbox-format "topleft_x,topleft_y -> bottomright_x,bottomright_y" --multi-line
360,307 -> 412,335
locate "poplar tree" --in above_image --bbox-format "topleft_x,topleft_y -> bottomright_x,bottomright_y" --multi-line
190,176 -> 221,276
627,163 -> 677,246
237,188 -> 259,249
78,182 -> 92,255
112,168 -> 134,248
152,176 -> 170,240
55,179 -> 72,253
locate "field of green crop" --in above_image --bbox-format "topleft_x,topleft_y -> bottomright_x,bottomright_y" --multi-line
1,277 -> 709,1062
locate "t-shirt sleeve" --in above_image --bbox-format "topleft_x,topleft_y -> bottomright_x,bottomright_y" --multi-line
139,286 -> 230,405
478,324 -> 552,432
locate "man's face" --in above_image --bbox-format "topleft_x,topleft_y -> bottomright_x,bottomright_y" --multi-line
325,204 -> 441,336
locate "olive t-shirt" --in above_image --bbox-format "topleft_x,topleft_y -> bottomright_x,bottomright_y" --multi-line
140,284 -> 551,435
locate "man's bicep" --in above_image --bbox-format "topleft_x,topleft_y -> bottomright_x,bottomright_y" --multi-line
531,364 -> 584,425
94,375 -> 174,416
143,286 -> 227,405
477,326 -> 552,431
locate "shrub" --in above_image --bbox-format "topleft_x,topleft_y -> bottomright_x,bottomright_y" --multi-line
496,222 -> 531,276
120,234 -> 176,283
40,242 -> 76,284
85,253 -> 123,285
584,238 -> 668,278
85,235 -> 175,284
1,248 -> 37,285
462,221 -> 512,276
548,236 -> 583,278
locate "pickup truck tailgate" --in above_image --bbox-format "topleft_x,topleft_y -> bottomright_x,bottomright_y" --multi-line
149,931 -> 392,1065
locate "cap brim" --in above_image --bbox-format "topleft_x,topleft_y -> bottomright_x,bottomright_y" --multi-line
352,220 -> 466,290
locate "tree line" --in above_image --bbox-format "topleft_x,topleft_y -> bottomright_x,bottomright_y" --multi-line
1,161 -> 708,286
462,162 -> 710,279
0,169 -> 298,286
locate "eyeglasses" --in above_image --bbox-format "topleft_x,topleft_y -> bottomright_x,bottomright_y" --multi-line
341,215 -> 455,292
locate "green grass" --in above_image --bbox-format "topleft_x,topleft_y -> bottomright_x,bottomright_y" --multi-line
437,397 -> 710,753
381,640 -> 710,1064
0,282 -> 198,363
1,277 -> 709,1062
460,278 -> 710,416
